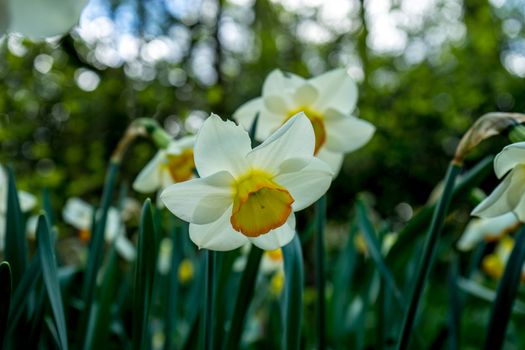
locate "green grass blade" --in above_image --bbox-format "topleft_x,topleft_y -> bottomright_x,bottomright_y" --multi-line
222,245 -> 263,350
0,262 -> 12,348
387,156 -> 492,268
42,188 -> 55,227
356,197 -> 405,311
132,199 -> 158,350
282,235 -> 304,350
4,167 -> 28,287
483,225 -> 525,350
315,195 -> 327,350
79,162 -> 119,335
37,214 -> 68,350
396,163 -> 462,350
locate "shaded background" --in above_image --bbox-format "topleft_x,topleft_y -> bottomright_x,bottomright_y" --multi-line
1,0 -> 524,221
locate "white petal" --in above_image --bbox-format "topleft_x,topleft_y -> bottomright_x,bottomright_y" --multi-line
247,113 -> 315,173
324,109 -> 375,153
132,150 -> 165,193
494,142 -> 525,179
8,0 -> 88,39
309,68 -> 358,114
264,95 -> 291,115
293,83 -> 319,107
160,171 -> 233,225
233,97 -> 284,141
472,166 -> 525,218
457,212 -> 518,251
18,191 -> 36,212
316,147 -> 344,176
249,214 -> 296,250
194,114 -> 251,178
234,97 -> 263,129
274,157 -> 333,211
172,135 -> 196,150
262,69 -> 305,97
63,198 -> 93,230
103,208 -> 121,241
189,205 -> 249,251
115,235 -> 136,261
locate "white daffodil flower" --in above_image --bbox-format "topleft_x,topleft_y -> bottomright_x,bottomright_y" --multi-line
481,236 -> 525,280
0,165 -> 36,250
457,212 -> 519,251
133,136 -> 196,193
472,142 -> 525,221
62,197 -> 136,261
233,68 -> 375,175
1,0 -> 88,39
160,113 -> 333,251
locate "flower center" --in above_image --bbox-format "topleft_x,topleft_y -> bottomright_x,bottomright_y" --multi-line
165,149 -> 195,182
230,170 -> 294,237
286,107 -> 326,155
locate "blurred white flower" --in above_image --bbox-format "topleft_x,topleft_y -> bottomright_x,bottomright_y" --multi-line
457,213 -> 519,251
233,68 -> 375,175
472,142 -> 525,221
1,0 -> 89,39
481,236 -> 525,280
62,197 -> 136,261
133,136 -> 196,193
0,165 -> 36,250
161,113 -> 333,251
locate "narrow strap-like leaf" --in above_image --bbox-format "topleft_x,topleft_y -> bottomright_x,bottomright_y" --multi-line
80,162 -> 119,337
282,235 -> 304,350
396,163 -> 462,350
222,245 -> 263,350
483,225 -> 525,350
37,214 -> 68,350
4,167 -> 27,287
6,254 -> 41,337
315,195 -> 326,349
132,199 -> 158,350
0,262 -> 12,348
202,250 -> 216,350
387,156 -> 491,269
356,197 -> 405,311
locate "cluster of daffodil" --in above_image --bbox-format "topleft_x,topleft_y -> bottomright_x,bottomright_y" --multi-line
458,142 -> 525,281
133,68 -> 375,252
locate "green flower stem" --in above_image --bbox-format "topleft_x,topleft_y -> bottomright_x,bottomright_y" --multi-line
396,162 -> 462,350
315,195 -> 327,350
